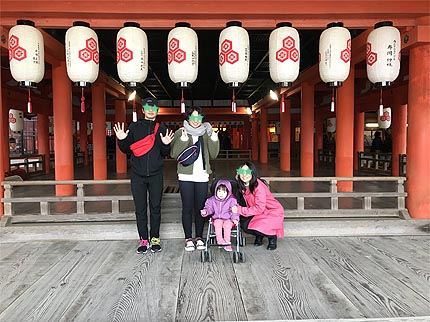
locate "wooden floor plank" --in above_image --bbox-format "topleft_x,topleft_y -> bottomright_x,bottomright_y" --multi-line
0,242 -> 27,261
0,241 -> 115,322
353,237 -> 430,285
176,247 -> 248,322
297,237 -> 430,318
0,241 -> 77,313
58,240 -> 183,322
233,239 -> 365,321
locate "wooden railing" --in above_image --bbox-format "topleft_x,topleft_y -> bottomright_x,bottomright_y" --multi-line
217,149 -> 251,159
1,176 -> 408,226
9,155 -> 46,176
358,152 -> 392,175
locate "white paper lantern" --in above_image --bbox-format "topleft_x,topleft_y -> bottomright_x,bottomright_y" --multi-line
219,21 -> 250,112
319,22 -> 351,87
269,22 -> 300,87
367,22 -> 400,86
378,107 -> 391,129
9,20 -> 45,113
117,22 -> 148,87
9,109 -> 24,132
167,22 -> 198,113
65,21 -> 99,113
327,117 -> 336,133
219,21 -> 250,86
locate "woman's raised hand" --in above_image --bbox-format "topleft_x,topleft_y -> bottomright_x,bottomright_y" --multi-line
113,122 -> 129,140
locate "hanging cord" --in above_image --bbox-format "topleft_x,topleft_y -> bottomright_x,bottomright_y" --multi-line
379,87 -> 383,116
180,89 -> 185,114
132,98 -> 137,122
27,88 -> 32,113
81,88 -> 85,113
280,92 -> 285,113
330,88 -> 335,112
231,89 -> 236,112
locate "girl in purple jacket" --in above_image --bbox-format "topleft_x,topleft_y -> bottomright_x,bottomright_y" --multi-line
232,161 -> 284,250
201,179 -> 239,251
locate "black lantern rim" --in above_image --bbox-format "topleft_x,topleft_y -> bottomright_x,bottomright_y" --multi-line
16,20 -> 35,27
175,22 -> 191,28
124,22 -> 140,28
326,22 -> 344,28
226,21 -> 242,27
73,21 -> 90,27
276,22 -> 293,28
374,21 -> 393,29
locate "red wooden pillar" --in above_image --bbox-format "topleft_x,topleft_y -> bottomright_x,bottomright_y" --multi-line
314,109 -> 323,167
115,99 -> 127,174
259,107 -> 268,164
406,43 -> 430,219
251,114 -> 258,161
353,111 -> 364,172
336,67 -> 355,191
391,91 -> 407,176
92,82 -> 107,180
52,61 -> 74,196
37,114 -> 50,174
301,83 -> 314,177
0,77 -> 7,217
243,117 -> 250,150
79,112 -> 89,165
280,99 -> 291,171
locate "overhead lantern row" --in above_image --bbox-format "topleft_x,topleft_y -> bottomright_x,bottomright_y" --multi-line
8,20 -> 400,117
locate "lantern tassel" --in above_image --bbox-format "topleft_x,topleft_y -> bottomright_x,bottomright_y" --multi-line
81,88 -> 85,113
180,89 -> 185,113
132,99 -> 137,122
27,88 -> 33,113
280,93 -> 285,113
231,89 -> 236,112
330,88 -> 335,112
379,88 -> 383,116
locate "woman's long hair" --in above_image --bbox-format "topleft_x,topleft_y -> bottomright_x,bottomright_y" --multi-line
236,161 -> 259,193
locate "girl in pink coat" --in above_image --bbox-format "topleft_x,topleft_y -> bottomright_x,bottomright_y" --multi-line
232,161 -> 284,250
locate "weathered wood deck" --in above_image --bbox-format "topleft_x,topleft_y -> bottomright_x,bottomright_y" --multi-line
1,236 -> 429,322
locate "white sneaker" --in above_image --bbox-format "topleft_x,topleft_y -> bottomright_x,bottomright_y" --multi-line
195,238 -> 205,250
184,239 -> 195,252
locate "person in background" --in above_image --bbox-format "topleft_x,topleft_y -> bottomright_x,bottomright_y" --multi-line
232,161 -> 284,250
114,97 -> 174,254
170,106 -> 220,252
371,131 -> 383,153
201,179 -> 239,252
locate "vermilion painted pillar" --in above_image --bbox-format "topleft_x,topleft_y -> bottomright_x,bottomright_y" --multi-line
52,61 -> 74,196
92,82 -> 107,180
301,83 -> 314,177
336,68 -> 355,191
259,108 -> 268,164
251,114 -> 258,161
79,113 -> 89,165
280,99 -> 291,171
243,117 -> 250,150
37,114 -> 50,174
391,103 -> 407,176
115,99 -> 127,174
406,44 -> 430,219
0,77 -> 7,217
314,110 -> 323,167
353,111 -> 364,172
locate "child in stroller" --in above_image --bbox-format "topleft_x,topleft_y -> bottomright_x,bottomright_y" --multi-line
200,179 -> 245,263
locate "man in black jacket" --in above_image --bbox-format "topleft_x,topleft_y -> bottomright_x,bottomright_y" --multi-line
114,97 -> 174,254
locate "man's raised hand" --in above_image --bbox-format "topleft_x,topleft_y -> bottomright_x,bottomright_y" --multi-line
113,122 -> 129,140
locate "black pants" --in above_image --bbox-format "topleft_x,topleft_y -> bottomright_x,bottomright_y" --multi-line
179,180 -> 208,239
131,172 -> 163,240
240,216 -> 272,237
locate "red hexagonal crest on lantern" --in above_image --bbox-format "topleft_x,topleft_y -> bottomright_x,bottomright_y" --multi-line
9,35 -> 19,49
380,111 -> 391,122
340,49 -> 350,63
219,53 -> 226,66
290,48 -> 299,62
221,39 -> 233,53
169,38 -> 180,52
366,42 -> 372,55
117,37 -> 127,51
174,49 -> 186,63
12,47 -> 27,61
226,50 -> 239,64
9,113 -> 16,124
367,52 -> 377,66
120,48 -> 133,62
86,38 -> 98,52
276,48 -> 289,62
283,36 -> 295,50
79,48 -> 93,62
93,51 -> 99,64
168,51 -> 173,65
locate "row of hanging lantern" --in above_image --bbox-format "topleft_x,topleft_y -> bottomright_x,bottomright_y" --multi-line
8,20 -> 400,118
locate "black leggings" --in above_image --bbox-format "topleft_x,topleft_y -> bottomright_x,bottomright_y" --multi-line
179,181 -> 208,239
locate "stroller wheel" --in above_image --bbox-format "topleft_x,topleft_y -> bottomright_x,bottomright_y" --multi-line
232,251 -> 239,263
238,251 -> 246,263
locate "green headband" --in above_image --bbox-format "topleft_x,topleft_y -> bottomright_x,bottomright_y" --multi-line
188,114 -> 203,122
237,167 -> 252,175
143,103 -> 159,112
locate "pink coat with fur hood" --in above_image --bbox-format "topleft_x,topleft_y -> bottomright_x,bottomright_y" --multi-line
236,178 -> 285,238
